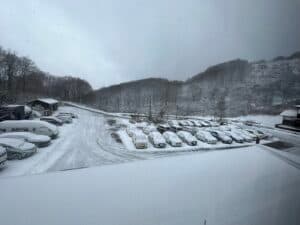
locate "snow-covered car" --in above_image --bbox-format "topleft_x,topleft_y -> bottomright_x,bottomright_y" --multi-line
209,121 -> 219,127
186,120 -> 195,126
177,131 -> 197,146
142,125 -> 157,135
224,131 -> 244,143
0,146 -> 7,168
0,120 -> 59,139
182,126 -> 198,135
126,127 -> 139,137
56,114 -> 73,124
209,130 -> 233,144
178,120 -> 189,126
40,116 -> 63,126
0,132 -> 51,147
199,120 -> 210,127
59,112 -> 78,118
148,131 -> 166,148
195,130 -> 218,144
132,132 -> 148,149
157,124 -> 170,133
232,129 -> 254,142
163,131 -> 182,147
191,120 -> 203,127
0,138 -> 37,160
245,129 -> 269,139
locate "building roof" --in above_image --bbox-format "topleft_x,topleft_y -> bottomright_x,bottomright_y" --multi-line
37,98 -> 59,105
280,109 -> 297,117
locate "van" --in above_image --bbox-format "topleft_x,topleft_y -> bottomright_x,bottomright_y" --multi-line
0,120 -> 59,139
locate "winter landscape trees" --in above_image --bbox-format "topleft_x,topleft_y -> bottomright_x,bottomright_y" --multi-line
0,46 -> 92,105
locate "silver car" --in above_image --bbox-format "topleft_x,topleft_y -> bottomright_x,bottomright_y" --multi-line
0,138 -> 37,160
195,130 -> 218,144
0,132 -> 51,147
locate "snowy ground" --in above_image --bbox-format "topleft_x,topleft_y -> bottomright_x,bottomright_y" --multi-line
0,106 -> 200,177
0,105 -> 299,179
0,146 -> 299,225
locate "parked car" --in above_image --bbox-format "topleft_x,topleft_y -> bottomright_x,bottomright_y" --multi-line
177,131 -> 197,146
142,125 -> 157,135
178,120 -> 189,126
59,112 -> 78,118
192,120 -> 203,127
182,126 -> 198,135
169,124 -> 183,132
148,131 -> 166,148
231,129 -> 253,142
126,127 -> 139,137
163,131 -> 182,147
40,116 -> 63,126
224,131 -> 244,143
56,114 -> 73,124
157,124 -> 171,133
0,146 -> 7,168
209,130 -> 233,144
195,130 -> 218,144
199,120 -> 210,127
0,120 -> 59,139
132,132 -> 148,149
0,138 -> 37,160
244,128 -> 267,139
111,132 -> 122,143
0,132 -> 51,147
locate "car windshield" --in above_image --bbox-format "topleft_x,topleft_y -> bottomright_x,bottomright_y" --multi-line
0,1 -> 299,225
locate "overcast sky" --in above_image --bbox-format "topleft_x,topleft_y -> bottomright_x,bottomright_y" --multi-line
1,0 -> 300,89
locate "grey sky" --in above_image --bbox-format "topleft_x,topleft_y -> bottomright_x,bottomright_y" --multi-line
1,0 -> 300,89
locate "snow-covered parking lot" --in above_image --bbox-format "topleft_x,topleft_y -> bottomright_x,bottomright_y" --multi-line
0,106 -> 200,177
0,105 -> 299,178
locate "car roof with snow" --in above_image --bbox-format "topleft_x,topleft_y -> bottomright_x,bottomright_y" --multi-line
0,132 -> 50,141
0,120 -> 57,131
0,137 -> 27,147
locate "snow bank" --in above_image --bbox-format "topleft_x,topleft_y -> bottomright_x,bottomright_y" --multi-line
0,146 -> 299,225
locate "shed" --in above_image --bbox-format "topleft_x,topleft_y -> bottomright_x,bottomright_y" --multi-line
27,98 -> 59,116
279,106 -> 300,127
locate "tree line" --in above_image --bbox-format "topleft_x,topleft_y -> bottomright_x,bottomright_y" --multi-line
0,46 -> 92,105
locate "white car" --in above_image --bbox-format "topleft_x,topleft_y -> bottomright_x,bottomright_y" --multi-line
232,129 -> 253,142
224,131 -> 244,143
0,132 -> 51,147
0,120 -> 59,139
177,131 -> 198,146
199,120 -> 210,127
209,130 -> 233,144
0,138 -> 37,160
126,127 -> 139,137
142,125 -> 157,135
195,130 -> 218,144
40,116 -> 63,126
56,115 -> 73,124
59,112 -> 78,118
148,131 -> 166,148
132,132 -> 148,149
163,131 -> 182,147
0,146 -> 7,168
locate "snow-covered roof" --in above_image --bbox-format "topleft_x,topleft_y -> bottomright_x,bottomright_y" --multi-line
37,98 -> 59,105
280,109 -> 297,117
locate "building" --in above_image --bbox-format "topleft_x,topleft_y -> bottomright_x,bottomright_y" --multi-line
27,98 -> 59,116
277,105 -> 300,131
0,105 -> 32,121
